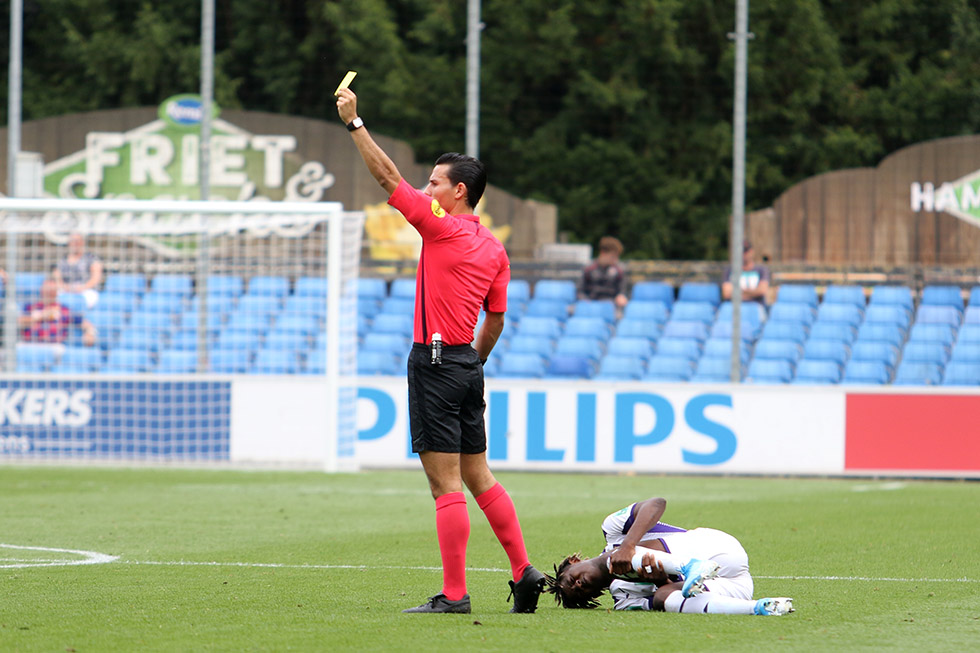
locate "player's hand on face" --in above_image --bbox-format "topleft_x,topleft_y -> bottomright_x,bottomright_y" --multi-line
608,544 -> 636,576
336,89 -> 358,124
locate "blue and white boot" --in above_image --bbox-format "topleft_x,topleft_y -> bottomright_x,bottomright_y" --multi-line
753,597 -> 795,615
679,559 -> 721,597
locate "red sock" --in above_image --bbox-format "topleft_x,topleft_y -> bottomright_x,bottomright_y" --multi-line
435,492 -> 469,601
476,483 -> 530,583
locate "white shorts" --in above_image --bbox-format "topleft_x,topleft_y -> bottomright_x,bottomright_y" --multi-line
657,528 -> 753,599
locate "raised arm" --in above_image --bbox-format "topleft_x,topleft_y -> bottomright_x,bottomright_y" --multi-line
607,497 -> 668,576
336,88 -> 401,195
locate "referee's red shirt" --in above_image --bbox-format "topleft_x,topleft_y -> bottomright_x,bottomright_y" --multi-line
388,179 -> 510,346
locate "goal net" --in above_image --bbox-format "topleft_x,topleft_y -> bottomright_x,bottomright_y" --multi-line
0,197 -> 364,471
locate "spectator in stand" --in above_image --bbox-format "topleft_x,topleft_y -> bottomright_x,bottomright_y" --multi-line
722,240 -> 770,312
52,232 -> 104,308
580,236 -> 629,312
19,279 -> 97,347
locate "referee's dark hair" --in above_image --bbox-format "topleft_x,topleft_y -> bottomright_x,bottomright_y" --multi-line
435,152 -> 487,210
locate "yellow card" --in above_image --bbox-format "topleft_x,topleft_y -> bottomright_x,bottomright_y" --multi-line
334,71 -> 357,96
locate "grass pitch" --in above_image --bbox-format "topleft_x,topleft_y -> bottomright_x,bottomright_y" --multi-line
1,467 -> 977,651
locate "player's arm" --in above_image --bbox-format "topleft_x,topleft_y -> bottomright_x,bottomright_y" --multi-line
474,311 -> 504,362
607,497 -> 668,576
336,88 -> 401,195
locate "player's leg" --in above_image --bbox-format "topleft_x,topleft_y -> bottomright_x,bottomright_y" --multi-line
654,584 -> 793,615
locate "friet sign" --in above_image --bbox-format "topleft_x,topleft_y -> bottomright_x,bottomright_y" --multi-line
43,94 -> 335,203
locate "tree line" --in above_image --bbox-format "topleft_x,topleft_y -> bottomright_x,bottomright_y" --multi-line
3,0 -> 980,260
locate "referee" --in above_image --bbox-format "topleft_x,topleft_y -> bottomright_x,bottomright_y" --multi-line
337,88 -> 545,614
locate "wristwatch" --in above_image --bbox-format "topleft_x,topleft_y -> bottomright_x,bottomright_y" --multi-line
347,117 -> 364,132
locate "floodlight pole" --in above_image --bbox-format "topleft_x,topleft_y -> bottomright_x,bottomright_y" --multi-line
4,0 -> 23,371
729,0 -> 750,383
197,0 -> 215,371
465,0 -> 482,158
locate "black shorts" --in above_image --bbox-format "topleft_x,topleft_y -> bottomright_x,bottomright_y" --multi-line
407,343 -> 487,454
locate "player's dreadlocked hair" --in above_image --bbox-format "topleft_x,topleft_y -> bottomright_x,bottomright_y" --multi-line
544,553 -> 604,609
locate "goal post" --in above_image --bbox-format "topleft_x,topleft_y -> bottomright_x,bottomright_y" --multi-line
0,197 -> 364,471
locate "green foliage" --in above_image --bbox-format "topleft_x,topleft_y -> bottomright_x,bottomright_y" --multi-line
1,467 -> 978,651
5,0 -> 980,258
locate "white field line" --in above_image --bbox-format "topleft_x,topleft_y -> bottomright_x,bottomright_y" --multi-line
3,545 -> 976,583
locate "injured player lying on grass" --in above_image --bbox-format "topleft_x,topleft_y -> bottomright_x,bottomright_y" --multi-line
545,496 -> 794,616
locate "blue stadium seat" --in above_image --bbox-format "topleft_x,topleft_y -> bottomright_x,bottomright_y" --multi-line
251,349 -> 300,374
901,341 -> 949,366
801,339 -> 850,367
572,299 -> 617,324
855,322 -> 905,349
746,358 -> 793,384
842,360 -> 891,385
215,329 -> 261,352
702,337 -> 750,364
507,279 -> 531,306
294,276 -> 328,298
273,314 -> 319,336
515,316 -> 563,339
86,312 -> 123,348
190,293 -> 236,316
616,318 -> 662,342
155,350 -> 198,374
622,300 -> 670,324
661,320 -> 709,342
508,334 -> 556,358
691,356 -> 742,383
93,291 -> 138,316
792,359 -> 843,384
869,286 -> 914,313
210,349 -> 251,373
677,282 -> 720,307
808,322 -> 857,345
263,330 -> 309,352
921,285 -> 964,312
389,278 -> 416,299
670,301 -> 716,325
207,275 -> 244,298
643,356 -> 695,381
524,298 -> 570,321
914,305 -> 962,330
169,329 -> 207,351
304,348 -> 327,374
716,301 -> 766,327
104,273 -> 147,297
654,337 -> 702,362
128,310 -> 175,333
822,285 -> 866,309
950,340 -> 980,362
863,304 -> 912,332
358,278 -> 388,302
139,292 -> 185,314
224,311 -> 272,336
533,279 -> 577,304
118,329 -> 165,353
247,276 -> 290,300
358,297 -> 382,321
759,321 -> 807,345
379,296 -> 416,316
816,303 -> 863,329
15,344 -> 59,372
893,361 -> 942,385
964,306 -> 980,326
957,323 -> 980,343
630,281 -> 674,306
103,349 -> 152,374
850,340 -> 900,369
234,295 -> 282,321
554,336 -> 604,362
14,272 -> 47,302
906,323 -> 956,348
57,292 -> 89,314
753,339 -> 804,364
497,352 -> 547,378
54,346 -> 103,373
941,360 -> 980,386
596,355 -> 646,380
545,354 -> 596,379
282,295 -> 325,319
369,313 -> 414,338
768,302 -> 816,328
606,336 -> 655,361
564,316 -> 612,341
709,320 -> 760,342
362,332 -> 410,354
777,284 -> 818,308
150,274 -> 193,297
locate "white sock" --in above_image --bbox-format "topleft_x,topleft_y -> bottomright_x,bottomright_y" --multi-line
630,545 -> 686,575
663,591 -> 757,615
